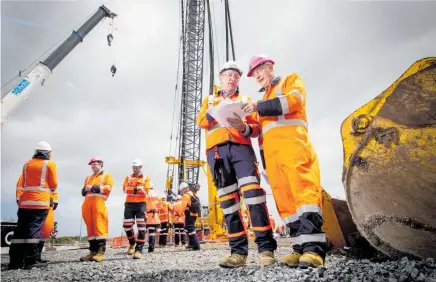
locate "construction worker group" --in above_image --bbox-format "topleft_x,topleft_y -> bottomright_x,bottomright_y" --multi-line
9,54 -> 326,270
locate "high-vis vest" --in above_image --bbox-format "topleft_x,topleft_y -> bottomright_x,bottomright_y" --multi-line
18,158 -> 58,209
123,174 -> 149,203
145,189 -> 160,224
172,200 -> 185,224
196,87 -> 259,150
159,200 -> 172,223
83,171 -> 113,201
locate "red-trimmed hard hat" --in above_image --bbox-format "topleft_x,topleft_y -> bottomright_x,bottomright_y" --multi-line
88,156 -> 103,165
247,54 -> 275,77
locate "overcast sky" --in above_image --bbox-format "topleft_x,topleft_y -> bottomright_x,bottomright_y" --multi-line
1,0 -> 436,237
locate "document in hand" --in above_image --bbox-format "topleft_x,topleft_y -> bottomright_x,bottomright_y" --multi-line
207,100 -> 249,127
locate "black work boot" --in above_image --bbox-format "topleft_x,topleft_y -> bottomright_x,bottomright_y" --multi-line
36,241 -> 49,263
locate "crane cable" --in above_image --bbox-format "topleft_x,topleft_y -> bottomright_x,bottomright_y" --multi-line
167,0 -> 185,179
0,8 -> 99,97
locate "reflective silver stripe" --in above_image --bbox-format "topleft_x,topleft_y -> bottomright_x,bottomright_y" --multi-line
88,236 -> 96,240
95,236 -> 107,240
241,95 -> 248,104
238,176 -> 258,187
297,204 -> 322,216
124,219 -> 134,222
20,200 -> 49,207
12,238 -> 41,244
147,227 -> 156,230
188,231 -> 196,235
17,186 -> 23,190
52,200 -> 59,204
161,233 -> 168,235
207,124 -> 227,136
241,123 -> 251,137
222,203 -> 241,215
40,161 -> 48,188
136,218 -> 145,222
100,173 -> 106,186
23,163 -> 28,186
217,183 -> 238,197
282,213 -> 299,224
244,195 -> 266,205
148,234 -> 156,236
127,194 -> 146,197
21,186 -> 52,192
262,119 -> 308,136
289,90 -> 304,103
291,233 -> 326,245
278,95 -> 290,115
85,194 -> 108,199
208,94 -> 214,109
137,227 -> 147,231
124,228 -> 132,231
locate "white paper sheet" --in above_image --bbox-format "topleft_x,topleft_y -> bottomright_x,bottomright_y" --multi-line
207,100 -> 249,127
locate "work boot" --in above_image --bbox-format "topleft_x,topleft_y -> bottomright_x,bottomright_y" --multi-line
36,241 -> 49,263
259,251 -> 277,266
23,261 -> 48,270
133,251 -> 142,259
280,252 -> 301,267
79,251 -> 96,262
218,254 -> 248,268
92,248 -> 105,262
298,252 -> 324,268
127,244 -> 135,255
148,246 -> 154,253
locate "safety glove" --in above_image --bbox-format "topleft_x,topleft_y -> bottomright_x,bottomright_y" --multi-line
91,185 -> 101,193
81,188 -> 87,197
53,203 -> 58,210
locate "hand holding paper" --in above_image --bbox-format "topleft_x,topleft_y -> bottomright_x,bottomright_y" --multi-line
207,100 -> 249,127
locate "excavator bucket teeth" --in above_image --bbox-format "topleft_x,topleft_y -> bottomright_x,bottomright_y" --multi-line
341,57 -> 436,259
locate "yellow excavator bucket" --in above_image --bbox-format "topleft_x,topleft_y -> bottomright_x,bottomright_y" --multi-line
341,57 -> 436,259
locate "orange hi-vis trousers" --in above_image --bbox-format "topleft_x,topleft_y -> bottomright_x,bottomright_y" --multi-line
82,196 -> 108,251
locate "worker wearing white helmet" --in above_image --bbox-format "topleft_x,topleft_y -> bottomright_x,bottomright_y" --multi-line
144,181 -> 160,253
196,61 -> 277,268
179,182 -> 201,251
79,156 -> 114,263
171,194 -> 186,247
242,55 -> 327,268
9,141 -> 58,270
121,159 -> 150,259
158,193 -> 173,247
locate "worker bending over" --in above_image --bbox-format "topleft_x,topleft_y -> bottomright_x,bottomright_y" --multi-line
144,182 -> 160,253
122,159 -> 149,259
196,61 -> 277,268
159,195 -> 173,247
9,141 -> 58,270
80,157 -> 113,262
171,195 -> 186,247
179,182 -> 201,251
242,55 -> 327,268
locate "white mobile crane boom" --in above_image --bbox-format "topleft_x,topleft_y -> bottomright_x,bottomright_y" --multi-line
0,5 -> 117,126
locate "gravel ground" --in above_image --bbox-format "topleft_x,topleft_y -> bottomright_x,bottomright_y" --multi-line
1,238 -> 436,282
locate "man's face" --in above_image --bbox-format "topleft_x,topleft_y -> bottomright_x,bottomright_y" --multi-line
219,70 -> 240,93
91,162 -> 102,173
132,166 -> 141,174
180,188 -> 188,194
252,63 -> 274,88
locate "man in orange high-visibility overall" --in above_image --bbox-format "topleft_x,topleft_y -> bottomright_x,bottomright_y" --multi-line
158,195 -> 173,247
242,55 -> 327,268
171,195 -> 186,247
122,159 -> 149,259
79,156 -> 113,262
9,141 -> 58,270
144,182 -> 160,253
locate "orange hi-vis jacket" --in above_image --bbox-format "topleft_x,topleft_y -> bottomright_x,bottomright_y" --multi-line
256,74 -> 308,167
17,158 -> 58,209
145,189 -> 160,225
159,200 -> 173,223
122,173 -> 150,203
172,200 -> 186,224
181,191 -> 198,217
83,171 -> 113,201
196,87 -> 260,151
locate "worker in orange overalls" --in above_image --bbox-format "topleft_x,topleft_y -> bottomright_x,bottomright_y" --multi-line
179,182 -> 201,251
242,55 -> 327,268
158,195 -> 173,247
196,61 -> 276,268
15,174 -> 57,264
9,141 -> 58,270
144,182 -> 160,253
171,195 -> 186,247
79,156 -> 113,262
122,159 -> 149,259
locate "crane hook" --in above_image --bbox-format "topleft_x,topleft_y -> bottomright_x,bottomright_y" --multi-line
107,33 -> 114,47
110,64 -> 117,77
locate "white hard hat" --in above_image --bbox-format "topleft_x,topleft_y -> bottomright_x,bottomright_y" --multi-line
35,141 -> 52,151
149,182 -> 154,189
176,195 -> 182,200
132,159 -> 143,167
220,60 -> 243,76
179,182 -> 189,190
